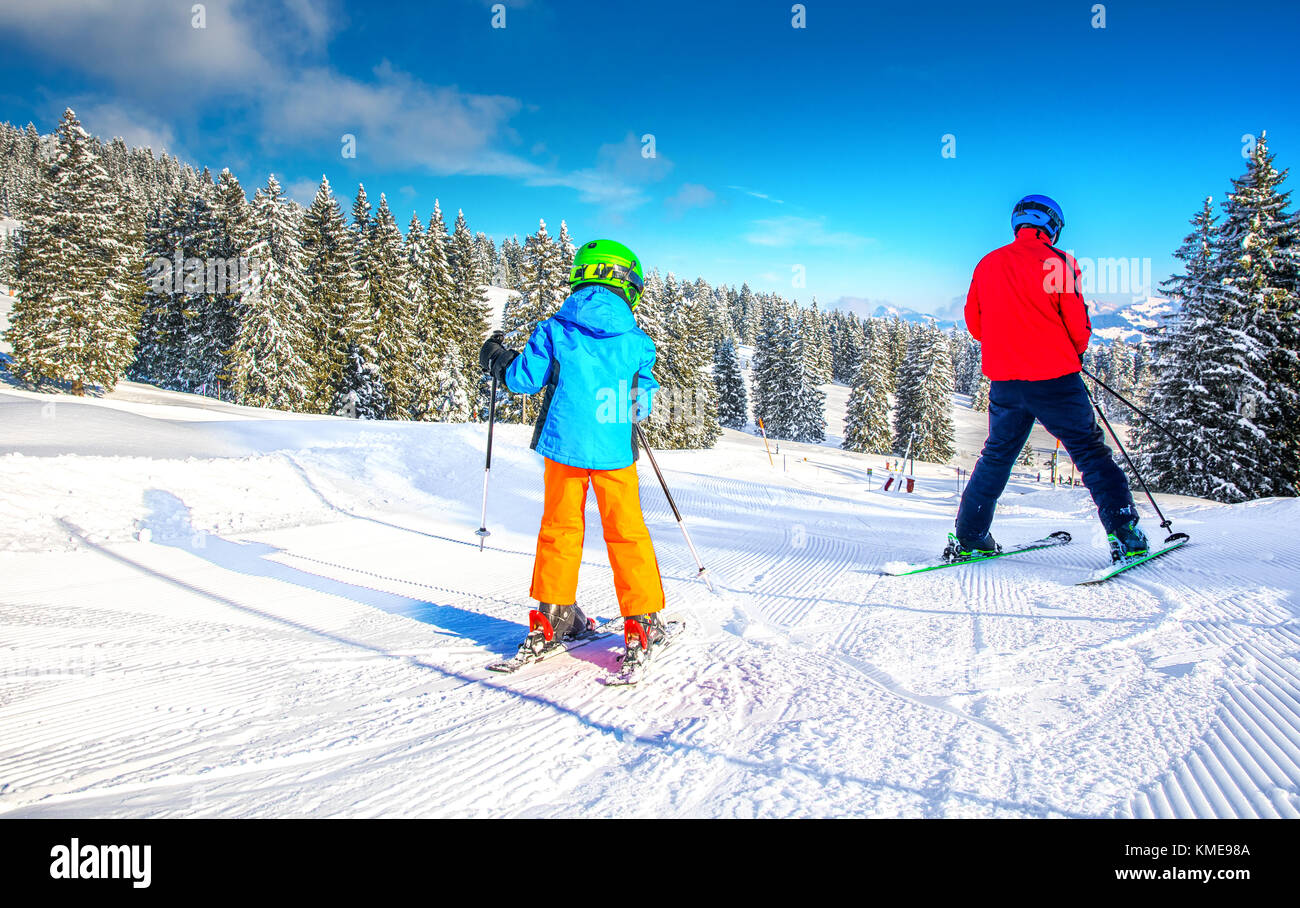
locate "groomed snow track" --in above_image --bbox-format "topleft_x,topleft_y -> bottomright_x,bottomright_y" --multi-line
1,394 -> 1298,818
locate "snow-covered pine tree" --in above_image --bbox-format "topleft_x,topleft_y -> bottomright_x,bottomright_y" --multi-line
891,320 -> 954,463
0,231 -> 16,288
499,218 -> 568,424
646,272 -> 690,446
347,183 -> 376,352
556,220 -> 576,277
499,235 -> 524,292
1137,130 -> 1300,503
1215,133 -> 1300,497
331,341 -> 388,419
634,269 -> 676,448
448,209 -> 490,415
672,280 -> 722,448
133,191 -> 190,388
229,175 -> 313,410
736,282 -> 757,344
1134,200 -> 1231,498
6,109 -> 144,394
832,313 -> 865,383
300,176 -> 362,411
711,286 -> 737,341
713,336 -> 748,430
175,179 -> 226,395
842,329 -> 893,454
408,201 -> 463,420
474,232 -> 497,286
972,373 -> 990,412
202,168 -> 255,400
790,313 -> 827,444
365,194 -> 416,418
428,352 -> 470,421
751,299 -> 799,439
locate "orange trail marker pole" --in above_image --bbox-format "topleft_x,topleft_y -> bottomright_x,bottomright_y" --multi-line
757,417 -> 774,467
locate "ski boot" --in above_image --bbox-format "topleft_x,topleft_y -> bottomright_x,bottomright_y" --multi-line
518,602 -> 595,658
1107,520 -> 1149,563
943,531 -> 1001,563
620,611 -> 668,671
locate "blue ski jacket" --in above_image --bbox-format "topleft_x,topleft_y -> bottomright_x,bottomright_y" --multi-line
504,285 -> 658,471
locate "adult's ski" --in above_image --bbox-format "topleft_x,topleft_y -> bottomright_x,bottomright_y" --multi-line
600,620 -> 686,687
879,531 -> 1072,577
486,617 -> 621,674
1075,535 -> 1189,585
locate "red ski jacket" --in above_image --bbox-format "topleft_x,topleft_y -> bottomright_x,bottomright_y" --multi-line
965,227 -> 1092,381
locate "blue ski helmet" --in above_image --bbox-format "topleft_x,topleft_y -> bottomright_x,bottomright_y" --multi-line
1011,194 -> 1065,241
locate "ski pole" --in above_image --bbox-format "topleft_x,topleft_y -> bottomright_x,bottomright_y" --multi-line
475,373 -> 499,552
1082,381 -> 1185,544
1081,366 -> 1197,461
634,423 -> 714,593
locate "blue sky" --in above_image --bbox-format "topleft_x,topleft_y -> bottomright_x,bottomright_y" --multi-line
2,0 -> 1297,318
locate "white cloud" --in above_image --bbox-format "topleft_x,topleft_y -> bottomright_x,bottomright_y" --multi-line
73,100 -> 183,157
265,62 -> 526,176
744,216 -> 872,249
728,185 -> 784,204
665,183 -> 716,216
284,177 -> 323,206
0,0 -> 276,97
1,1 -> 662,211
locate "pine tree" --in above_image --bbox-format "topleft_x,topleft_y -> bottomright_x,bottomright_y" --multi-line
448,209 -> 489,414
790,313 -> 827,443
229,175 -> 312,410
133,191 -> 190,388
366,194 -> 416,418
842,330 -> 893,454
202,168 -> 254,399
407,201 -> 463,420
1137,131 -> 1300,502
751,299 -> 799,439
331,341 -> 388,419
972,373 -> 990,412
713,336 -> 748,429
672,280 -> 722,447
347,184 -> 376,354
300,176 -> 361,411
892,320 -> 954,462
0,231 -> 16,288
500,219 -> 568,424
1216,133 -> 1300,497
6,109 -> 144,394
426,348 -> 470,422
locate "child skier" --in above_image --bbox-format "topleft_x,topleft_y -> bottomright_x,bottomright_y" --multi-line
952,195 -> 1148,563
479,239 -> 669,667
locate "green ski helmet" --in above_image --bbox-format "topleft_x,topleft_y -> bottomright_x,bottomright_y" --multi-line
569,239 -> 645,309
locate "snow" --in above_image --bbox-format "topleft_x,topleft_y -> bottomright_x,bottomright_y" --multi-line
1,382 -> 1297,818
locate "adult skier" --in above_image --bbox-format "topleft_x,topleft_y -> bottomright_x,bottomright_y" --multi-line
480,239 -> 671,665
952,195 -> 1148,563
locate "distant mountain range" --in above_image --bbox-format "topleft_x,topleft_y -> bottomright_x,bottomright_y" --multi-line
865,298 -> 1178,346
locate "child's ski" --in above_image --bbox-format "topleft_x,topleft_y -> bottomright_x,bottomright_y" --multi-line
1075,535 -> 1189,585
486,617 -> 621,674
600,620 -> 686,687
880,531 -> 1072,577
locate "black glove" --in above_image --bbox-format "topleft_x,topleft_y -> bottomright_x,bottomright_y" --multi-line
479,331 -> 517,383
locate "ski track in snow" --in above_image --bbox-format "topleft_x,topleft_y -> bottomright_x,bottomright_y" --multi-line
1,390 -> 1298,817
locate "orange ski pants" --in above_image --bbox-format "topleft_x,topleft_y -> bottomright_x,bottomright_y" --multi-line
530,458 -> 665,617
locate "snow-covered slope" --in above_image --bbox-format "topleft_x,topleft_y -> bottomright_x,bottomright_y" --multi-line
1,382 -> 1296,818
